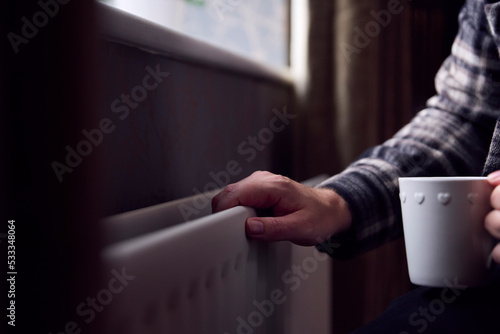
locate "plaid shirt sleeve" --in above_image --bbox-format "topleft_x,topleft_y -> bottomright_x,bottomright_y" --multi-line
317,0 -> 500,260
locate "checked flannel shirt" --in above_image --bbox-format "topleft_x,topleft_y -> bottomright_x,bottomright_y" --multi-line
318,0 -> 500,259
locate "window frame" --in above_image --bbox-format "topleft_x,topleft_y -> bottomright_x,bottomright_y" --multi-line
97,2 -> 294,85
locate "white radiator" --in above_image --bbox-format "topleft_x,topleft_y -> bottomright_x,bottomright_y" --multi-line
101,176 -> 332,334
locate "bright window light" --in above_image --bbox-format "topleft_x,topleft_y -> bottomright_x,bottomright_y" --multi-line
99,0 -> 290,67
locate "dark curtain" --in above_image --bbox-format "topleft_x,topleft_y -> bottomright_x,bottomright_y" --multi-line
292,0 -> 463,332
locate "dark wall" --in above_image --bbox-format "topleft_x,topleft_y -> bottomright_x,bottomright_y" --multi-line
3,2 -> 105,333
97,41 -> 294,216
2,3 -> 295,333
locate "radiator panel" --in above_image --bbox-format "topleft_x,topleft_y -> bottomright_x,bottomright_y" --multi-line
101,176 -> 331,334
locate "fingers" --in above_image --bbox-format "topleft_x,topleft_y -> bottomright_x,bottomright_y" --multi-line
485,205 -> 500,264
487,171 -> 500,209
486,172 -> 500,264
211,171 -> 293,213
487,170 -> 500,186
211,171 -> 352,246
211,171 -> 317,245
490,185 -> 500,210
492,243 -> 500,264
211,183 -> 243,213
485,210 -> 500,239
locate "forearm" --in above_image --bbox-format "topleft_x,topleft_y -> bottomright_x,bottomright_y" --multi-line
317,0 -> 500,259
318,106 -> 495,259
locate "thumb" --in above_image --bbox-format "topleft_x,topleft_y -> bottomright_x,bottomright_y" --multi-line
245,215 -> 314,246
245,216 -> 292,241
487,170 -> 500,186
246,218 -> 266,236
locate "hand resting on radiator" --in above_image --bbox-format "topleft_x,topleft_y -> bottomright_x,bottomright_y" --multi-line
212,171 -> 352,246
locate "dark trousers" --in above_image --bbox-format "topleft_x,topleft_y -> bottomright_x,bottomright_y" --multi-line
352,267 -> 500,333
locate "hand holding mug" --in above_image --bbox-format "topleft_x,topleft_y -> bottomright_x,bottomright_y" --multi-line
399,176 -> 497,287
485,171 -> 500,264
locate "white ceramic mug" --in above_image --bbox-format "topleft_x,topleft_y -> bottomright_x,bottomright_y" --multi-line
399,176 -> 497,287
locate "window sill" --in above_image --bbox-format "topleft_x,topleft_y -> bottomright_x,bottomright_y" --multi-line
96,2 -> 294,85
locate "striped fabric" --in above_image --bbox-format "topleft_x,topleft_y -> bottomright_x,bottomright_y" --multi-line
318,0 -> 500,259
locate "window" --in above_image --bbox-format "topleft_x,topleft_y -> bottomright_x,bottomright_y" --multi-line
99,0 -> 290,68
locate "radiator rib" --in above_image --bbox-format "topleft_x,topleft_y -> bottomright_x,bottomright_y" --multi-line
101,176 -> 331,334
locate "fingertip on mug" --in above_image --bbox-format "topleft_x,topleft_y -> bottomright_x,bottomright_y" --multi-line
492,243 -> 500,264
487,170 -> 500,184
